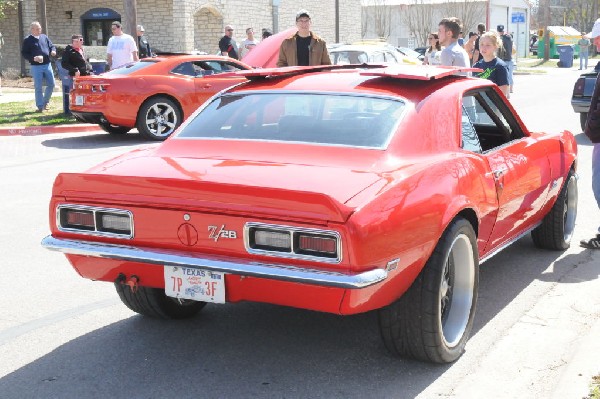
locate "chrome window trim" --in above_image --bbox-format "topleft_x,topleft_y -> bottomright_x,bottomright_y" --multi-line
244,222 -> 342,264
56,204 -> 134,239
173,90 -> 407,150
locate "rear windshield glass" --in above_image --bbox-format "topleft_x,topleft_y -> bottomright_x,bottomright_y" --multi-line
103,60 -> 158,75
176,92 -> 405,148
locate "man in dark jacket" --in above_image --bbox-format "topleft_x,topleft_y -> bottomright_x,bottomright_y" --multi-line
21,21 -> 56,112
61,34 -> 92,115
62,34 -> 92,77
137,25 -> 152,58
581,18 -> 600,249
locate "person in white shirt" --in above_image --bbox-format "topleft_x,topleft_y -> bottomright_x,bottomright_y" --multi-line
438,17 -> 470,69
239,27 -> 259,59
107,21 -> 138,70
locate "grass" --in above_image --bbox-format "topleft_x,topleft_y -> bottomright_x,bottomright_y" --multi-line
0,96 -> 80,127
588,374 -> 600,399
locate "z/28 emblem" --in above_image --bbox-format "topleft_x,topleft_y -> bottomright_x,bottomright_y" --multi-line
208,225 -> 237,242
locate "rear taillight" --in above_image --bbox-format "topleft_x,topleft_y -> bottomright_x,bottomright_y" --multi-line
91,84 -> 109,92
57,205 -> 133,238
246,223 -> 341,263
573,78 -> 585,97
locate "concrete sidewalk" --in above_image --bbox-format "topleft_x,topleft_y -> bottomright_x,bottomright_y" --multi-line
0,87 -> 102,136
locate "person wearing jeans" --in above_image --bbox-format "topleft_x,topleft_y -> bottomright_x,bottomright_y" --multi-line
581,18 -> 600,249
578,33 -> 590,70
21,21 -> 56,112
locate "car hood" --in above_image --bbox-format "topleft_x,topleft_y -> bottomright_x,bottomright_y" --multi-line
54,144 -> 390,223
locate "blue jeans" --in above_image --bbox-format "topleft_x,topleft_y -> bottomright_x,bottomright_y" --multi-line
580,50 -> 589,70
31,63 -> 55,110
505,60 -> 514,86
593,143 -> 600,233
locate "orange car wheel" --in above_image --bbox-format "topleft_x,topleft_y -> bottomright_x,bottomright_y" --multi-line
137,96 -> 182,141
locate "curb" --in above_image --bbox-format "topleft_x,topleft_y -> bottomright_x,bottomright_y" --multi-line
0,124 -> 102,137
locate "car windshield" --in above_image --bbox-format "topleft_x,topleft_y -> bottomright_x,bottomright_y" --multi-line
330,51 -> 369,64
176,92 -> 405,148
103,60 -> 158,75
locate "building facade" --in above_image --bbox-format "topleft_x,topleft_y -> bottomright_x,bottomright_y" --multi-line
0,0 -> 361,75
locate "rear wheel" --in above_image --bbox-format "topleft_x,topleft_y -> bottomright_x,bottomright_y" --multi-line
115,283 -> 206,319
379,218 -> 478,363
99,123 -> 131,135
532,169 -> 577,250
580,112 -> 588,131
136,96 -> 182,141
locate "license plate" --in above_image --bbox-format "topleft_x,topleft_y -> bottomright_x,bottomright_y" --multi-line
75,95 -> 84,106
164,266 -> 225,303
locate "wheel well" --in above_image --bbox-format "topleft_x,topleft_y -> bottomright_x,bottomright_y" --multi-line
456,208 -> 478,238
137,94 -> 184,121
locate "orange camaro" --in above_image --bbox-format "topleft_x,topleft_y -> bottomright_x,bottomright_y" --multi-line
70,55 -> 252,140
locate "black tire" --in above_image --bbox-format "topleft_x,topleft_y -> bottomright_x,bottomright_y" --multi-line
136,96 -> 182,141
531,169 -> 577,250
580,112 -> 588,132
115,283 -> 206,319
99,123 -> 131,135
379,217 -> 478,363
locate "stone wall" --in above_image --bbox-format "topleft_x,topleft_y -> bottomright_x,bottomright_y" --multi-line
0,0 -> 361,75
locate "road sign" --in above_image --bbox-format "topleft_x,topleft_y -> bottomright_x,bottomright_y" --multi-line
512,12 -> 525,23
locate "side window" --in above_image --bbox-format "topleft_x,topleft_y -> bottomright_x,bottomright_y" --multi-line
462,89 -> 525,152
171,62 -> 196,77
372,52 -> 386,63
461,107 -> 482,153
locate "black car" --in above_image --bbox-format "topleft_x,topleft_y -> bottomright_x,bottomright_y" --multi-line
571,67 -> 598,130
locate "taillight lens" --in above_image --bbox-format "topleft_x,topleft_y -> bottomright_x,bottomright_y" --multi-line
297,234 -> 337,254
246,223 -> 340,262
57,205 -> 133,238
573,78 -> 585,97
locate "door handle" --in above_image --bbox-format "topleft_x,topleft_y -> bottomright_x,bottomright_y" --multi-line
203,84 -> 211,89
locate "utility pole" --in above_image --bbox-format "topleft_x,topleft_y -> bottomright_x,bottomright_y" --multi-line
542,0 -> 550,61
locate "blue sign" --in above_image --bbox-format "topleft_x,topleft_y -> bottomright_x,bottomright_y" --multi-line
511,12 -> 525,23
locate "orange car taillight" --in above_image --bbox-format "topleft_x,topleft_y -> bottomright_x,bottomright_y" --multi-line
57,205 -> 133,238
91,84 -> 109,92
246,223 -> 341,263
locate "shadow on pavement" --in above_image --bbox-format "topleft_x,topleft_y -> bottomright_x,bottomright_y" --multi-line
0,235 -> 595,398
41,131 -> 152,150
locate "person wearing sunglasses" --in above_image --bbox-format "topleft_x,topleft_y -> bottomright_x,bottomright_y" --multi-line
107,21 -> 139,70
277,10 -> 331,67
219,25 -> 239,60
60,34 -> 92,115
62,34 -> 92,78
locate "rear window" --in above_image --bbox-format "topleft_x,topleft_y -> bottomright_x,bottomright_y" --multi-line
103,60 -> 158,75
176,92 -> 405,148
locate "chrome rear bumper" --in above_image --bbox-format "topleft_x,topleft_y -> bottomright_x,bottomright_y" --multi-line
41,236 -> 387,289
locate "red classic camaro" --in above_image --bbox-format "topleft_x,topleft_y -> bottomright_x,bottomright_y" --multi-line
42,64 -> 578,363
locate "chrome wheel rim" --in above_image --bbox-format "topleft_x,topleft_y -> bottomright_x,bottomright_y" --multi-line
440,233 -> 475,348
562,176 -> 578,243
145,102 -> 178,138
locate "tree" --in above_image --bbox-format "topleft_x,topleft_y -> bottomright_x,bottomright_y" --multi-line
439,0 -> 486,36
0,0 -> 17,20
401,1 -> 435,47
362,0 -> 392,40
